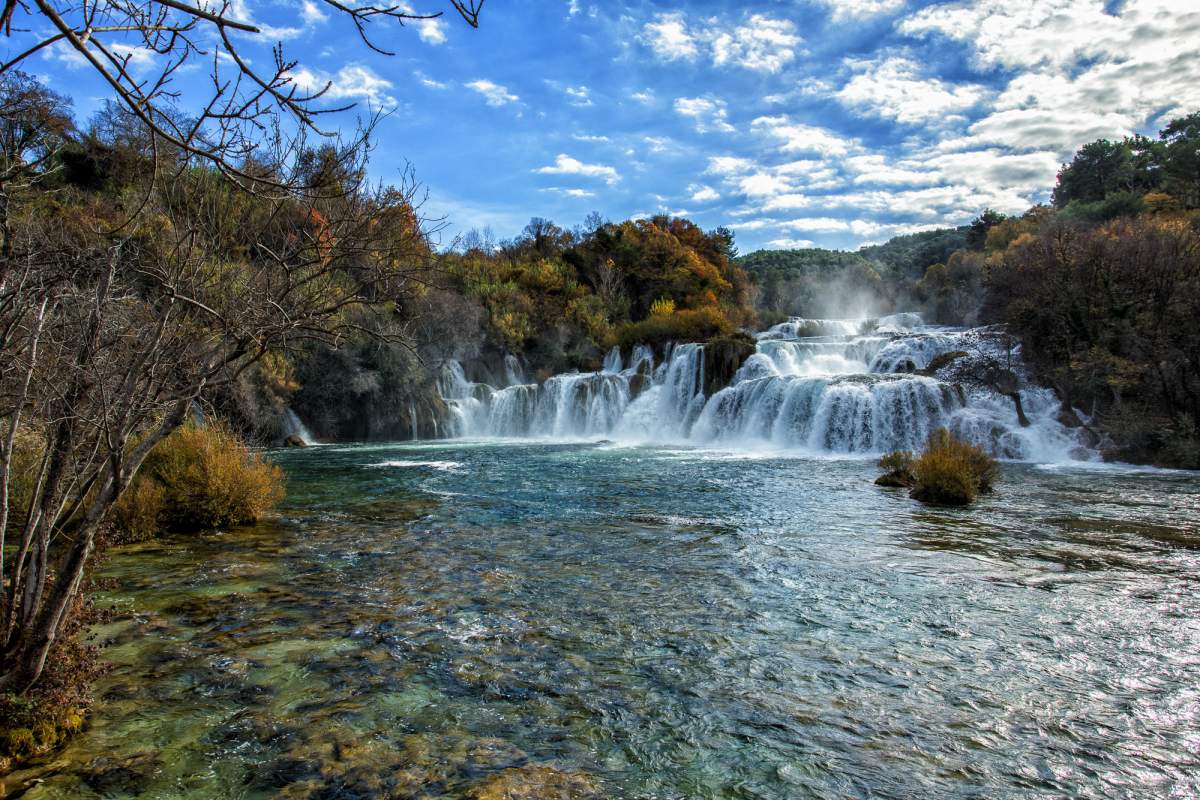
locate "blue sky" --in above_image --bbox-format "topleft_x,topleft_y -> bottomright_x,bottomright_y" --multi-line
21,0 -> 1200,252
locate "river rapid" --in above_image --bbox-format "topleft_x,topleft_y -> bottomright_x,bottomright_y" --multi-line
9,440 -> 1200,799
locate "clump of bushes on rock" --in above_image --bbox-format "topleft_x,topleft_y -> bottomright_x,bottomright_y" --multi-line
877,428 -> 998,505
114,422 -> 285,542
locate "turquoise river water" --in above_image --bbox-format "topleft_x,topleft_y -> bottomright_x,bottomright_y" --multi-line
7,440 -> 1200,799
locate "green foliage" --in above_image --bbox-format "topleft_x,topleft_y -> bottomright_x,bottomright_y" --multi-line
908,429 -> 998,506
114,422 -> 285,538
445,215 -> 755,368
966,209 -> 1008,250
1063,191 -> 1145,223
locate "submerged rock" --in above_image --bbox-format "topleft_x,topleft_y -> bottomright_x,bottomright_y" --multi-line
284,434 -> 308,447
82,752 -> 162,795
470,765 -> 601,800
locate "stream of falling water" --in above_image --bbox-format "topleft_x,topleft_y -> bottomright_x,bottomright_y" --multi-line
440,314 -> 1094,462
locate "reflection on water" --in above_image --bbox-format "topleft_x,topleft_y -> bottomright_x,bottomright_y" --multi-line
8,441 -> 1200,798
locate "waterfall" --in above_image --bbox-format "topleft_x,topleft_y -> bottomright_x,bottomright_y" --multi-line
283,408 -> 315,444
435,314 -> 1096,461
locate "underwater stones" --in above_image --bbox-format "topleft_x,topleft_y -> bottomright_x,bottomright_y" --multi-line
470,764 -> 601,800
285,434 -> 308,447
81,752 -> 162,795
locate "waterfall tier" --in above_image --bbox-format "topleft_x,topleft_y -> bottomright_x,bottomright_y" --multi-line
436,315 -> 1095,461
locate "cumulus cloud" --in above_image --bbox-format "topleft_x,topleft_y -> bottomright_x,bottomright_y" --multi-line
710,15 -> 803,74
288,64 -> 395,106
536,154 -> 621,185
902,0 -> 1200,153
641,12 -> 699,60
751,116 -> 855,156
675,97 -> 735,134
836,56 -> 988,124
465,79 -> 519,106
812,0 -> 905,22
300,0 -> 328,26
690,185 -> 721,203
643,12 -> 801,73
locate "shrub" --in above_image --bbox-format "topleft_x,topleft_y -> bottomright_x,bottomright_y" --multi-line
908,429 -> 998,505
112,478 -> 165,543
616,306 -> 734,350
114,422 -> 284,537
875,450 -> 915,488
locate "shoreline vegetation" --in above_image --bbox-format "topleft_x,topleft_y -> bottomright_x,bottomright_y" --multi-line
1,0 -> 1198,787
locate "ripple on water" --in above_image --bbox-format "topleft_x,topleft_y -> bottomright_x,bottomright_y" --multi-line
8,442 -> 1200,799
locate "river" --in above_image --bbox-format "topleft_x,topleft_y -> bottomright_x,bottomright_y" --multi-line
12,440 -> 1200,798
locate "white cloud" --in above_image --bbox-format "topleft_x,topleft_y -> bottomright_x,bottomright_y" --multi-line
573,133 -> 610,143
710,15 -> 802,74
707,156 -> 756,176
902,0 -> 1200,153
641,12 -> 698,61
643,12 -> 801,74
395,2 -> 447,44
813,0 -> 906,22
690,184 -> 720,203
565,86 -> 593,107
767,238 -> 816,249
631,90 -> 655,105
567,0 -> 581,16
644,136 -> 673,154
836,56 -> 988,124
415,71 -> 447,90
751,116 -> 855,156
675,97 -> 735,134
288,64 -> 395,106
536,154 -> 620,185
300,0 -> 328,26
544,187 -> 596,198
465,79 -> 519,107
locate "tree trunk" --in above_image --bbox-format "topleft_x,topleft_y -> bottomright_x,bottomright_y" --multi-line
1007,391 -> 1032,427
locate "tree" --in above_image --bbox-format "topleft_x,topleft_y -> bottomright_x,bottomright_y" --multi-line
1,1 -> 484,186
1052,139 -> 1136,208
0,0 -> 487,694
965,209 -> 1008,250
1160,112 -> 1200,208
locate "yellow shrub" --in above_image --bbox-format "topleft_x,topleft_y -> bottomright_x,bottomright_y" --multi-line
649,297 -> 676,317
136,422 -> 285,532
617,306 -> 734,350
875,450 -> 915,488
909,428 -> 998,505
112,478 -> 166,543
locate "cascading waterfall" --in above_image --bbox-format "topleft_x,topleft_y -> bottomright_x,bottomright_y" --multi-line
436,315 -> 1096,461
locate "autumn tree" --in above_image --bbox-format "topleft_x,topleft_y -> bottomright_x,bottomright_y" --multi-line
0,2 -> 486,693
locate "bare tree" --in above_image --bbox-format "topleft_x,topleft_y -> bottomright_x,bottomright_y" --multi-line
1,1 -> 484,186
0,127 -> 435,691
0,2 -> 486,693
939,329 -> 1033,427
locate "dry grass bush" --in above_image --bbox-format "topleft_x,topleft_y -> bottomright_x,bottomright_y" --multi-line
113,422 -> 284,539
875,450 -> 915,488
909,428 -> 998,506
